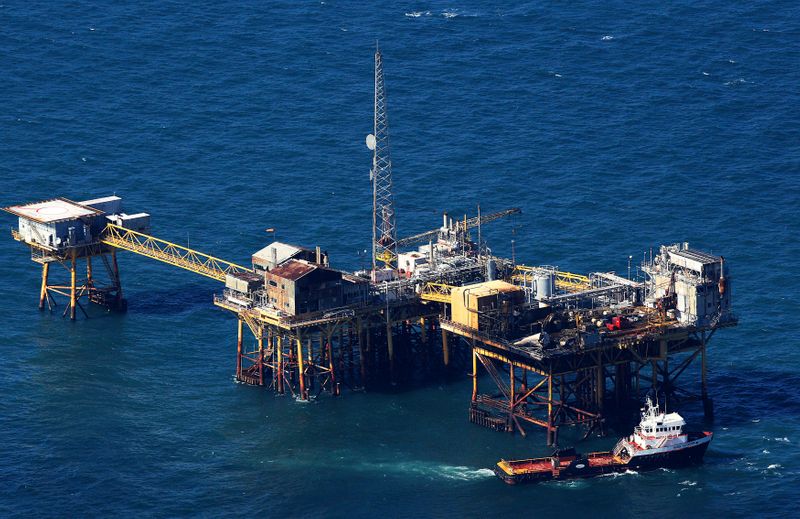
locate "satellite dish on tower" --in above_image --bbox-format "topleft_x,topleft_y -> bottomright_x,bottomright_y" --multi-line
366,133 -> 376,150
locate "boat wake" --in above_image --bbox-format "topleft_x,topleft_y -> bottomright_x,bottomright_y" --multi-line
361,461 -> 495,481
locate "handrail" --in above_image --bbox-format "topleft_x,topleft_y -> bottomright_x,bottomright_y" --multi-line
420,282 -> 454,303
101,224 -> 252,282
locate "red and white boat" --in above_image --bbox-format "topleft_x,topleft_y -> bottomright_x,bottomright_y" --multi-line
495,398 -> 713,484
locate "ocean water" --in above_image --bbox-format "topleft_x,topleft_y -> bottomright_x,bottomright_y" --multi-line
2,1 -> 799,516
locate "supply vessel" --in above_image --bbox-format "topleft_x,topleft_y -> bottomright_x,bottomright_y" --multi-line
494,398 -> 712,484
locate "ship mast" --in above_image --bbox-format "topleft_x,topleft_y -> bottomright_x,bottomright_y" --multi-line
367,44 -> 397,270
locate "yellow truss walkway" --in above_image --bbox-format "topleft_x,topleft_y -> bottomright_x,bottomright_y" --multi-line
420,282 -> 454,303
101,224 -> 252,282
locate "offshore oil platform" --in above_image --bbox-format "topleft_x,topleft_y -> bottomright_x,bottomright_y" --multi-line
4,50 -> 737,445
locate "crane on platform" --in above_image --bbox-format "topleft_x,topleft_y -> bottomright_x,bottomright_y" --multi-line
396,207 -> 522,249
366,45 -> 398,271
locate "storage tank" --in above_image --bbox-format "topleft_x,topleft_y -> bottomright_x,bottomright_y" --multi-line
534,273 -> 555,300
486,259 -> 497,281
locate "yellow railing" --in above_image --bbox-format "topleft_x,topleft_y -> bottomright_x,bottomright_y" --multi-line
420,282 -> 454,303
555,271 -> 591,292
511,265 -> 591,293
101,224 -> 252,282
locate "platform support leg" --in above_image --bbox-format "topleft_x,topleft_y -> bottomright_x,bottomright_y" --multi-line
257,335 -> 264,386
327,332 -> 339,396
236,319 -> 243,380
297,337 -> 307,400
277,335 -> 285,394
547,372 -> 554,447
509,364 -> 516,426
471,344 -> 478,403
442,330 -> 450,368
86,256 -> 93,291
69,253 -> 77,321
39,262 -> 50,310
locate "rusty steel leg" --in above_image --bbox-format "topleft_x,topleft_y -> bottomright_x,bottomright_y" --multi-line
327,334 -> 339,396
257,335 -> 264,386
277,335 -> 285,394
86,256 -> 93,290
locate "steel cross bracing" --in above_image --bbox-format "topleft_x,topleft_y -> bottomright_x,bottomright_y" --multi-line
371,48 -> 397,269
101,224 -> 251,282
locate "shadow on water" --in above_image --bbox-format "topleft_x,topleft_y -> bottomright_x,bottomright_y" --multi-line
127,284 -> 216,316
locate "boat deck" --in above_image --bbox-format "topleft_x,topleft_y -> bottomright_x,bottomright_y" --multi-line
496,452 -> 624,476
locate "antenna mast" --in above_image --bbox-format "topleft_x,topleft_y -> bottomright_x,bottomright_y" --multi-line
367,46 -> 397,270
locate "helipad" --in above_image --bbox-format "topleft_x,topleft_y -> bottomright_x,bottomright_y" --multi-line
3,198 -> 102,224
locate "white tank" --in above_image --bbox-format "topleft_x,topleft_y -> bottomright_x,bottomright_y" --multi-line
535,273 -> 554,300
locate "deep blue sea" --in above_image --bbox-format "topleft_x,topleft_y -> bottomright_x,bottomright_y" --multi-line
2,1 -> 799,517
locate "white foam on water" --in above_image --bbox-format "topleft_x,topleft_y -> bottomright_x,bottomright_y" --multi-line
551,479 -> 587,489
752,418 -> 761,423
774,437 -> 790,443
767,463 -> 781,469
762,449 -> 770,454
680,480 -> 697,486
435,465 -> 495,480
442,11 -> 458,19
724,78 -> 749,86
601,35 -> 613,41
702,72 -> 710,76
599,469 -> 639,478
361,461 -> 495,481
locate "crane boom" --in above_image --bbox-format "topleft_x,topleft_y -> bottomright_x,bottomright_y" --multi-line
395,207 -> 521,248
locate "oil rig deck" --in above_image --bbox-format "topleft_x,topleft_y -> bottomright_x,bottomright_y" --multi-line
3,50 -> 737,445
